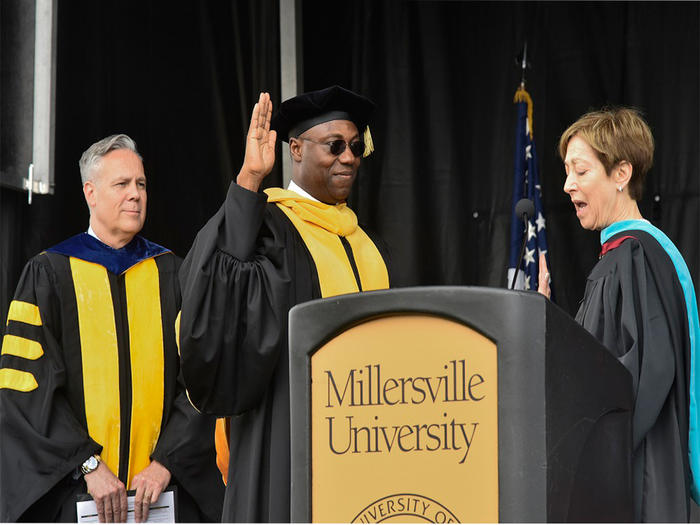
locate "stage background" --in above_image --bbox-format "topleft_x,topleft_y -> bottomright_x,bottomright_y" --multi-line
1,0 -> 698,325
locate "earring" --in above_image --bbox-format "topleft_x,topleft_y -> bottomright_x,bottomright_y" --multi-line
617,185 -> 623,192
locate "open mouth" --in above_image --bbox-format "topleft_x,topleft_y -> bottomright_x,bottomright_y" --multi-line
573,200 -> 587,213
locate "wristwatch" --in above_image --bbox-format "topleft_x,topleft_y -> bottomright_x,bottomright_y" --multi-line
80,454 -> 101,475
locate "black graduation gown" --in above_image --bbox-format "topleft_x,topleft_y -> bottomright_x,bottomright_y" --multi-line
0,235 -> 224,522
178,182 -> 390,522
576,230 -> 691,522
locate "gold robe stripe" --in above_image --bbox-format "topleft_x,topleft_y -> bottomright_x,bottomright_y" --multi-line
1,335 -> 44,360
175,311 -> 181,355
70,257 -> 122,479
265,189 -> 389,298
7,300 -> 42,326
275,203 -> 360,297
124,258 -> 164,487
344,230 -> 390,293
0,368 -> 38,392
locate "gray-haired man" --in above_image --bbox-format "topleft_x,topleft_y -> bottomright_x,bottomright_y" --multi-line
0,134 -> 223,522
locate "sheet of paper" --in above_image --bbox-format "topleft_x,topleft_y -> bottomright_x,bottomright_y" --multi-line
77,489 -> 176,523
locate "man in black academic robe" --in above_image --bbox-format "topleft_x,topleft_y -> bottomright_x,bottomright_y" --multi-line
576,222 -> 699,522
0,134 -> 223,522
178,86 -> 391,522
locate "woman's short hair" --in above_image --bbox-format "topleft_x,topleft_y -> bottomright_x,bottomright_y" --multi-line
79,134 -> 142,185
558,107 -> 654,200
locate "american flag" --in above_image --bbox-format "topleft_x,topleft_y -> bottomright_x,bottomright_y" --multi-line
507,86 -> 550,291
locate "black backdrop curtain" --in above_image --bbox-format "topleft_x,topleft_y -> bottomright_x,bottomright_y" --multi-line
0,0 -> 281,325
1,0 -> 698,325
304,0 -> 699,316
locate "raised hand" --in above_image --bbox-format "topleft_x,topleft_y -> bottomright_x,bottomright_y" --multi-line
237,92 -> 277,192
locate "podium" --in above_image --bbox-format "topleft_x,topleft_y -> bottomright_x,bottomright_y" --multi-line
288,287 -> 633,522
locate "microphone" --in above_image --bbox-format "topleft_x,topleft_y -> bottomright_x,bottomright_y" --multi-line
510,198 -> 535,289
515,198 -> 535,222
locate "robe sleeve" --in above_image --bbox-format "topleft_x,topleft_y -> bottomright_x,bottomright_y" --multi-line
147,254 -> 224,521
151,375 -> 224,520
577,239 -> 676,449
0,257 -> 101,522
178,182 -> 290,416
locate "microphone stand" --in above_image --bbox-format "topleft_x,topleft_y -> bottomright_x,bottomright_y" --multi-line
510,213 -> 530,289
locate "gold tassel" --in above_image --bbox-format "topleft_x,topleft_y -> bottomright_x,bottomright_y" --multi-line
513,85 -> 534,139
363,126 -> 374,158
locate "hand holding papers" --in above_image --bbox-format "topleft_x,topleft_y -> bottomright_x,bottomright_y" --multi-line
77,488 -> 176,523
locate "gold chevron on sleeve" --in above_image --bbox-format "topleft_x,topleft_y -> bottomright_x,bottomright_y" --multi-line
1,335 -> 44,360
0,368 -> 38,392
7,300 -> 42,326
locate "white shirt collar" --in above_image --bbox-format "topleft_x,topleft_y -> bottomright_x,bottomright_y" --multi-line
87,224 -> 113,246
287,180 -> 320,202
87,224 -> 100,241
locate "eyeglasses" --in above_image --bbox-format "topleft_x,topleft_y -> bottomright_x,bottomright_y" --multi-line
298,138 -> 365,158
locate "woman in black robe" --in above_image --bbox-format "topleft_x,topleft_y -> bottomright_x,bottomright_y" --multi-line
539,108 -> 700,522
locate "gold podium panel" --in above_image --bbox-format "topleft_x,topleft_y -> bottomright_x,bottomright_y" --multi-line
311,314 -> 498,523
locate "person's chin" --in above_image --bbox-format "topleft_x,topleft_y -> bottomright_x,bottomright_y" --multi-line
332,173 -> 355,187
330,183 -> 353,200
330,192 -> 350,204
121,218 -> 144,235
579,219 -> 596,231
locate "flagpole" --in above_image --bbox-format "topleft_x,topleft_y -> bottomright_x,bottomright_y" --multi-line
520,41 -> 528,88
